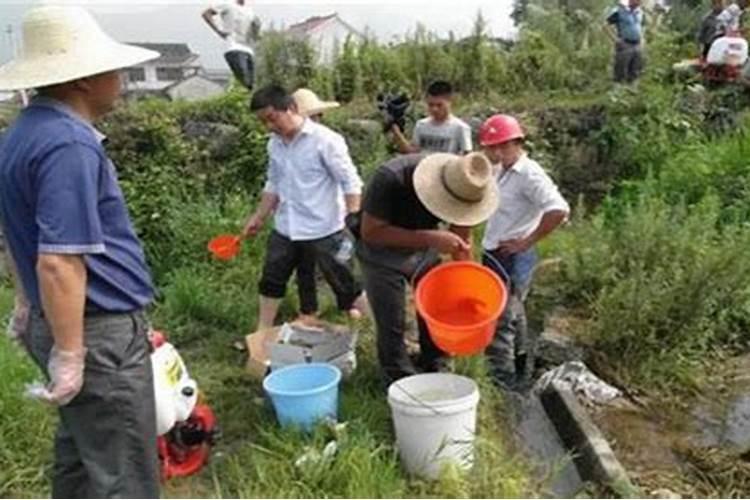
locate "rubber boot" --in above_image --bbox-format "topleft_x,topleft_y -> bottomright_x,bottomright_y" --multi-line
514,353 -> 534,393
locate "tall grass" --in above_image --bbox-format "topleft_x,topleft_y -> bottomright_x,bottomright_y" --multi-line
0,287 -> 53,498
0,193 -> 537,498
550,161 -> 750,390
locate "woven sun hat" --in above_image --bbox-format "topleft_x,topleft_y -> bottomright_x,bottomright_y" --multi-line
413,152 -> 499,227
0,5 -> 159,91
293,88 -> 340,116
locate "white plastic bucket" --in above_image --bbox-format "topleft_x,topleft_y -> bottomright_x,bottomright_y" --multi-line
387,373 -> 480,479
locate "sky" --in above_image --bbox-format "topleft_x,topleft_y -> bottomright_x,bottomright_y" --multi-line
0,0 -> 516,70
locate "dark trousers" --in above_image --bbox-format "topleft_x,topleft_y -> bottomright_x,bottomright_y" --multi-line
260,230 -> 362,312
224,50 -> 255,90
614,40 -> 644,83
359,244 -> 446,385
483,248 -> 538,387
295,247 -> 319,315
27,309 -> 159,499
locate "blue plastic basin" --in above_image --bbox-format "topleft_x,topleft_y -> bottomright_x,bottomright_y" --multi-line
263,363 -> 342,430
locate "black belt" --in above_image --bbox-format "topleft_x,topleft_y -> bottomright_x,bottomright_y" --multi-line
31,304 -> 140,319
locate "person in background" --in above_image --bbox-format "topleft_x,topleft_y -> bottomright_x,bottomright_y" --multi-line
391,80 -> 473,155
243,85 -> 367,331
479,115 -> 569,392
290,88 -> 367,323
715,0 -> 748,36
605,0 -> 646,83
0,5 -> 161,497
698,0 -> 726,58
202,0 -> 260,90
358,151 -> 498,384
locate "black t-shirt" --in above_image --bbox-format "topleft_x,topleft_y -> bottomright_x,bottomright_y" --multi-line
362,153 -> 441,230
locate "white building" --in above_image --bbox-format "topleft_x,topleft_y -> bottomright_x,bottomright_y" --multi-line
165,74 -> 227,102
286,13 -> 364,65
124,43 -> 201,93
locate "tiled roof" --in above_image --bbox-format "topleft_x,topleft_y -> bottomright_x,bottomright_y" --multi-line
129,43 -> 199,65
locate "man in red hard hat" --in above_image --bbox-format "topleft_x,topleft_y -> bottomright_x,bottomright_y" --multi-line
479,114 -> 570,391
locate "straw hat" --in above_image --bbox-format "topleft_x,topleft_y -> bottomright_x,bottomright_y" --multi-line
0,6 -> 159,91
293,88 -> 340,116
413,152 -> 499,227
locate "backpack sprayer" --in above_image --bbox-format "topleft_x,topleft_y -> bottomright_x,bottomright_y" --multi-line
150,330 -> 219,480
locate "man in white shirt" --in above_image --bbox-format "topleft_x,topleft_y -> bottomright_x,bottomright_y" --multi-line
202,0 -> 259,89
391,80 -> 472,155
479,114 -> 570,391
243,85 -> 366,330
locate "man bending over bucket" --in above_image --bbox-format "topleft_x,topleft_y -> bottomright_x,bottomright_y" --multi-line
357,152 -> 498,385
479,115 -> 569,392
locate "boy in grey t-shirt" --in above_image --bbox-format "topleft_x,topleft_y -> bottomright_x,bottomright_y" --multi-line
392,80 -> 473,155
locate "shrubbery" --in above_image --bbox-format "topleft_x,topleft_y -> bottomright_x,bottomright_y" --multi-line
100,92 -> 269,279
549,131 -> 750,389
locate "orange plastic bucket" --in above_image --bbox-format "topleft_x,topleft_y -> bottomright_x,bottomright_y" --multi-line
208,234 -> 241,261
416,261 -> 507,356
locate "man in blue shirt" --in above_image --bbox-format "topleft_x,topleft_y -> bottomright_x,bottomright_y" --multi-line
606,0 -> 646,83
0,5 -> 161,498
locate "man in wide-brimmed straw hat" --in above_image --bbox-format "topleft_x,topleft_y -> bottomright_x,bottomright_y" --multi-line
0,5 -> 161,497
357,152 -> 499,384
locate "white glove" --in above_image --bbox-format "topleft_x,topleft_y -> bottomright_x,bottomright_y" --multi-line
26,345 -> 86,406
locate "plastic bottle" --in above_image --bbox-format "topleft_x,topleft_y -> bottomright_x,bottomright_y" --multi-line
335,237 -> 354,263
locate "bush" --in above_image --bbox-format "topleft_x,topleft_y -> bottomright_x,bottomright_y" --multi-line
552,195 -> 750,388
643,127 -> 750,222
101,92 -> 268,279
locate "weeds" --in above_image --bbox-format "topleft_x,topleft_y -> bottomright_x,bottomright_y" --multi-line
0,256 -> 536,498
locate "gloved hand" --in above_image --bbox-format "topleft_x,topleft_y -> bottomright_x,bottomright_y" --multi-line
26,345 -> 86,406
6,296 -> 30,344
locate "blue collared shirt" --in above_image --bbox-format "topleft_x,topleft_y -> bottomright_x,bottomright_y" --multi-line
0,98 -> 154,312
263,119 -> 363,241
607,4 -> 644,43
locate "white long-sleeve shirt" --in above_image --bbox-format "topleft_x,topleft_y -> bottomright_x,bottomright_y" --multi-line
482,154 -> 570,250
263,119 -> 363,241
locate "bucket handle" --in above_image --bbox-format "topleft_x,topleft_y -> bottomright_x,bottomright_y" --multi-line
481,250 -> 511,286
391,380 -> 448,417
408,250 -> 441,291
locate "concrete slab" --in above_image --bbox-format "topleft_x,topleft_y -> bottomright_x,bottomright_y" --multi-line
541,381 -> 640,498
505,392 -> 585,498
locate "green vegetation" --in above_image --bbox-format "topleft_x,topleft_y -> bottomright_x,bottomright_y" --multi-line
3,0 -> 750,496
0,256 -> 534,497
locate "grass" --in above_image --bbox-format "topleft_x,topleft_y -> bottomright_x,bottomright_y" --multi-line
0,249 -> 536,498
0,287 -> 54,498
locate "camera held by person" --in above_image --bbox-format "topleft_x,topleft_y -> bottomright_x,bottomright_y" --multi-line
376,92 -> 411,134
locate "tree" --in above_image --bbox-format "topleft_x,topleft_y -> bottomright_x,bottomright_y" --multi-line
333,36 -> 362,102
457,10 -> 490,94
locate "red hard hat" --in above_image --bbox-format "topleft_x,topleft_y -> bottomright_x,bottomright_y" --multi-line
479,114 -> 525,147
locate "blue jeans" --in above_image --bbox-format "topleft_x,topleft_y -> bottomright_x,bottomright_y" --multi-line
482,248 -> 538,386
